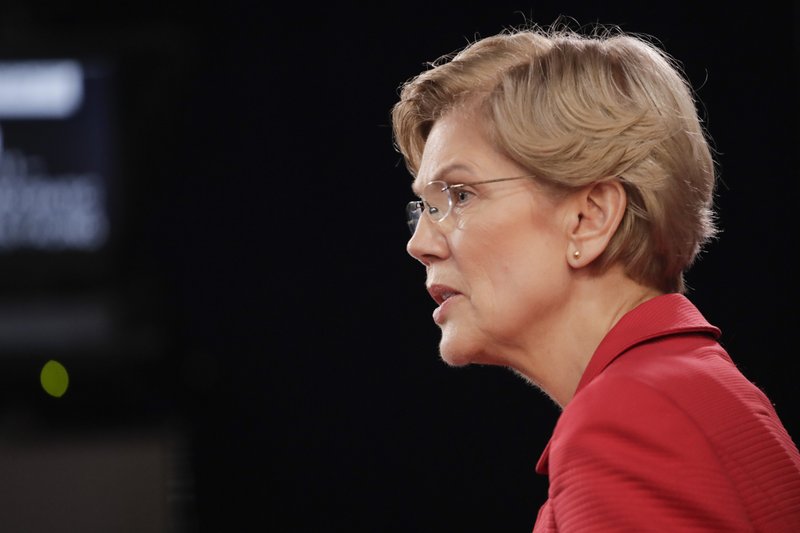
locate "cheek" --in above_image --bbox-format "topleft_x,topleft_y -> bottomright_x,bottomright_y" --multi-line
471,221 -> 566,312
452,197 -> 567,294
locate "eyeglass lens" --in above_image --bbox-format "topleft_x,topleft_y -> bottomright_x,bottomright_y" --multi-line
406,203 -> 422,234
406,181 -> 451,234
423,181 -> 450,222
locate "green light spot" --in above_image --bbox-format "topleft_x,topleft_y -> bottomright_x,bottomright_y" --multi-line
40,360 -> 69,398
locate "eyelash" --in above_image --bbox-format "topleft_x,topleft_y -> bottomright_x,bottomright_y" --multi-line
450,186 -> 476,206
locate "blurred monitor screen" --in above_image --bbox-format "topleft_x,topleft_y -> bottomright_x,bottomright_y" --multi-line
0,57 -> 117,286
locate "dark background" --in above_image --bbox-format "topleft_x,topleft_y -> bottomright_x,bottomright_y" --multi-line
0,1 -> 797,532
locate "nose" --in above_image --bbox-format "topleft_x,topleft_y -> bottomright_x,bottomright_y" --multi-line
406,214 -> 449,266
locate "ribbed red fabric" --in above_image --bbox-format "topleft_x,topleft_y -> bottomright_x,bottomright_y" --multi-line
533,294 -> 800,532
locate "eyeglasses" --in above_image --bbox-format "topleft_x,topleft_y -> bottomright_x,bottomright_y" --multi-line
405,175 -> 535,234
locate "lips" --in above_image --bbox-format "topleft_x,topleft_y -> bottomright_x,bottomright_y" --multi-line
428,284 -> 461,325
427,284 -> 461,305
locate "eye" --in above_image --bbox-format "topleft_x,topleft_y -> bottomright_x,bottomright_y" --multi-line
452,187 -> 475,206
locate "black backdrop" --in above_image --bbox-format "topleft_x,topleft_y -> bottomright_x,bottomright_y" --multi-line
0,2 -> 797,532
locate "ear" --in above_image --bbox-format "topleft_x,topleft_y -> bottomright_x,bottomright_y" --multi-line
565,179 -> 626,268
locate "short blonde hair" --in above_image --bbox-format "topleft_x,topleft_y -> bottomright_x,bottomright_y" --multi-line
391,26 -> 718,294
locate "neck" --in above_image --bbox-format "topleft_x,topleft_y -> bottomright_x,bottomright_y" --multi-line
515,266 -> 663,408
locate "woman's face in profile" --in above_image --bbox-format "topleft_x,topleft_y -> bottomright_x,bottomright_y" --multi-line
407,110 -> 575,370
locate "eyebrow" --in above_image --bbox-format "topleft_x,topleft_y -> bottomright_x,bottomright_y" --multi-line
411,163 -> 475,196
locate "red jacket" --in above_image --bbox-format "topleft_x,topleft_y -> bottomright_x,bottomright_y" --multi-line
533,294 -> 800,532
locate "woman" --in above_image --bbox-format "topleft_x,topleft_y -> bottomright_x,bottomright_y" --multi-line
391,25 -> 800,531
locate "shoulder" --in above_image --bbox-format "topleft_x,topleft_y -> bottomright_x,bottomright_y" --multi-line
551,352 -> 728,478
546,334 -> 800,531
546,364 -> 755,530
567,332 -> 771,435
550,336 -> 744,490
556,333 -> 778,458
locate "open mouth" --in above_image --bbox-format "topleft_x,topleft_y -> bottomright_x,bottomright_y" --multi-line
428,284 -> 460,305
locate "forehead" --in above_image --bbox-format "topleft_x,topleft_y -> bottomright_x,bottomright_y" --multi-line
411,111 -> 506,195
411,110 -> 535,197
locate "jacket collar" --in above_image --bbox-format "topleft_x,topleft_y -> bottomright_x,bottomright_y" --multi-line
535,293 -> 720,475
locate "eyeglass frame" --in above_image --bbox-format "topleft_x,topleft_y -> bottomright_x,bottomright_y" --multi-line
405,175 -> 537,234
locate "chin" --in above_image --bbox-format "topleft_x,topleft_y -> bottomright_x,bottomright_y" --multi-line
439,350 -> 472,367
438,334 -> 480,367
